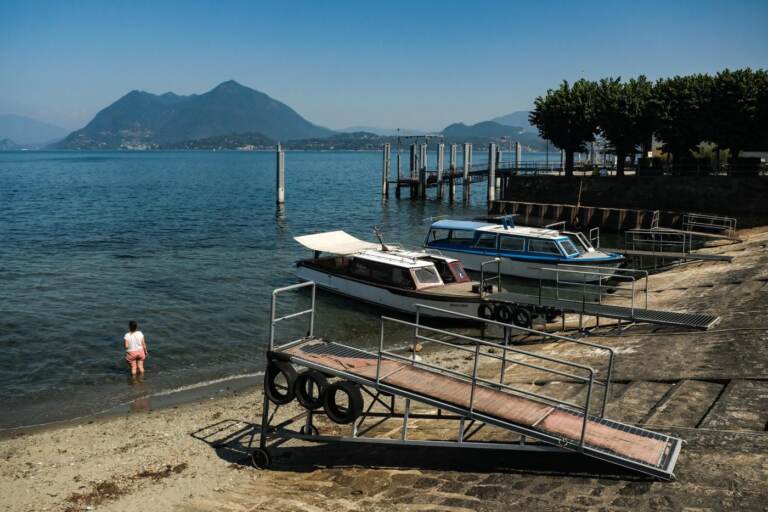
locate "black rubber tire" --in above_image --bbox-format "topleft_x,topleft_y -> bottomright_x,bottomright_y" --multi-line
294,370 -> 328,410
478,303 -> 494,320
323,381 -> 364,424
265,360 -> 297,405
512,306 -> 533,328
251,448 -> 271,468
494,303 -> 514,324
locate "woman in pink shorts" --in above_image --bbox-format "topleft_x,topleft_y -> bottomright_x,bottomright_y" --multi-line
124,320 -> 148,377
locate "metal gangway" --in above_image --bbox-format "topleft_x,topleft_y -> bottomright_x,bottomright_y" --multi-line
481,263 -> 720,330
256,281 -> 684,480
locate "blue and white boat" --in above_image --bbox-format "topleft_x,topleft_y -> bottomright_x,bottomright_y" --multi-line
424,218 -> 624,282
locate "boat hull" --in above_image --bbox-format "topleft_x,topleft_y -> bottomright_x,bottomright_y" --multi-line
295,266 -> 483,320
432,249 -> 623,282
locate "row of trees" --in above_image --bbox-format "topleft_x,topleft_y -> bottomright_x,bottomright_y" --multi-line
529,69 -> 768,176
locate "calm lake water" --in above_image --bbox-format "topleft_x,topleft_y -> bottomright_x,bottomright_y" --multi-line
0,149 -> 560,429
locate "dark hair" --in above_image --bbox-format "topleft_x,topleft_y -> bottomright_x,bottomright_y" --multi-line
129,320 -> 138,332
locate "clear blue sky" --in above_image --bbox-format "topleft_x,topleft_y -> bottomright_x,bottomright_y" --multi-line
1,0 -> 766,131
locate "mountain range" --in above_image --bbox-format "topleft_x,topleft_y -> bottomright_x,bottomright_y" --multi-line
41,81 -> 543,150
54,80 -> 333,149
0,114 -> 68,146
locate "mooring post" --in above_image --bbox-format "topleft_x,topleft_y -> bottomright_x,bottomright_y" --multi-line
276,143 -> 285,204
495,145 -> 502,188
515,141 -> 522,173
560,149 -> 565,176
449,143 -> 457,202
463,143 -> 472,202
436,143 -> 445,200
410,144 -> 417,179
488,143 -> 497,204
419,143 -> 428,199
381,143 -> 390,197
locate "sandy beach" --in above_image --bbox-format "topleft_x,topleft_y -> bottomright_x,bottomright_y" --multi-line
2,227 -> 768,512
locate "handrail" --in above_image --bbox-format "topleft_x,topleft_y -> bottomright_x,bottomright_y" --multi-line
270,281 -> 316,351
479,258 -> 501,298
378,314 -> 596,448
413,303 -> 614,417
539,266 -> 647,310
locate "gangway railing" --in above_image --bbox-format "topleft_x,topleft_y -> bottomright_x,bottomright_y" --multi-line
682,212 -> 737,239
540,266 -> 649,313
479,258 -> 502,298
269,281 -> 316,351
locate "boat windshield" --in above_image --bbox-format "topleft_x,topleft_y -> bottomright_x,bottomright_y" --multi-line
559,239 -> 580,257
448,261 -> 471,283
411,265 -> 443,288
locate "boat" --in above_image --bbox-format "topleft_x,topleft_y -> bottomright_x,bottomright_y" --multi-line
423,218 -> 624,282
294,230 -> 494,319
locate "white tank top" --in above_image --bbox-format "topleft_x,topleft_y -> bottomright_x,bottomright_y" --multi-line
124,331 -> 145,352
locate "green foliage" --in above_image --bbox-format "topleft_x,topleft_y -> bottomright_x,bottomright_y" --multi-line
529,79 -> 598,175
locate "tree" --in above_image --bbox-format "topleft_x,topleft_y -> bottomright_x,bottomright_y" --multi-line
529,80 -> 598,176
650,74 -> 714,173
593,76 -> 655,176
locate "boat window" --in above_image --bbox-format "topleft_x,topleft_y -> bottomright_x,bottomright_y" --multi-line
392,267 -> 415,289
428,229 -> 450,242
369,262 -> 392,283
448,229 -> 475,244
474,233 -> 497,249
411,266 -> 443,287
431,259 -> 455,283
559,239 -> 580,257
349,259 -> 371,278
448,261 -> 471,283
499,236 -> 525,252
527,239 -> 562,255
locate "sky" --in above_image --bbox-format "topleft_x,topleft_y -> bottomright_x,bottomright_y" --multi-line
1,0 -> 767,132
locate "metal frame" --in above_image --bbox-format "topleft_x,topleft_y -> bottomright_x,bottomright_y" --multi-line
479,257 -> 501,298
257,282 -> 682,480
682,212 -> 737,239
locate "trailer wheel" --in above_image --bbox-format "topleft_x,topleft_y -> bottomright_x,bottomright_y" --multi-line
251,448 -> 271,468
265,360 -> 297,405
478,303 -> 494,320
300,424 -> 320,436
512,306 -> 533,328
294,370 -> 328,410
323,381 -> 364,424
494,303 -> 514,324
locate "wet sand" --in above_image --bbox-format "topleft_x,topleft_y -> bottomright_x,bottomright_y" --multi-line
2,227 -> 768,512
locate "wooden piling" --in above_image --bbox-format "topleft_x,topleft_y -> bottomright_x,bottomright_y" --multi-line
410,144 -> 417,179
487,143 -> 497,203
419,143 -> 428,199
463,143 -> 472,202
381,143 -> 390,197
276,143 -> 285,204
436,143 -> 445,199
515,141 -> 522,171
449,144 -> 457,202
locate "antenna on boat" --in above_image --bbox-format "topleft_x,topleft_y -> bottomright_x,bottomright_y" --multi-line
373,226 -> 389,251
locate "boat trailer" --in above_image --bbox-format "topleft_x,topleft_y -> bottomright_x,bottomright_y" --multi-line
255,281 -> 684,480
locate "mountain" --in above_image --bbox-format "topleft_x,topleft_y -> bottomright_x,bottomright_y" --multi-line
491,111 -> 537,133
0,138 -> 20,150
55,81 -> 334,149
0,114 -> 68,145
440,120 -> 546,150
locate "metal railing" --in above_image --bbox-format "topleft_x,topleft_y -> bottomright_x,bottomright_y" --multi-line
269,281 -> 316,351
589,227 -> 600,248
374,307 -> 611,450
479,258 -> 502,298
626,228 -> 696,255
682,213 -> 737,239
540,266 -> 649,314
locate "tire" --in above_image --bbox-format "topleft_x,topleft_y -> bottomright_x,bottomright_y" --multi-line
294,370 -> 328,410
251,448 -> 271,468
512,306 -> 533,328
478,303 -> 494,320
323,381 -> 364,424
265,360 -> 297,405
494,303 -> 514,324
299,424 -> 319,436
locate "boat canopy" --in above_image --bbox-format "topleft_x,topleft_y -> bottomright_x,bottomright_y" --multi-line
430,219 -> 494,231
294,230 -> 381,255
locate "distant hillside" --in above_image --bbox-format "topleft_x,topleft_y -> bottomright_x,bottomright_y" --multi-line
159,132 -> 274,150
0,138 -> 20,150
338,126 -> 428,136
54,81 -> 334,149
440,120 -> 546,150
491,111 -> 537,133
283,131 -> 387,150
0,114 -> 68,145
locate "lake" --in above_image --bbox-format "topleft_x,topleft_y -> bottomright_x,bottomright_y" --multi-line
2,149 -> 562,429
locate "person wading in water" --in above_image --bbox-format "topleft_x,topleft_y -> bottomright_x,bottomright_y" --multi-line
124,320 -> 148,377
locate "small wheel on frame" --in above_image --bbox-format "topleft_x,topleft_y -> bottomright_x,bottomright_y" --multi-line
251,448 -> 271,469
299,424 -> 320,436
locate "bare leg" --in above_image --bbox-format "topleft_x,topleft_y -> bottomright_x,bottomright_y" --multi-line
137,359 -> 145,374
129,360 -> 138,377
